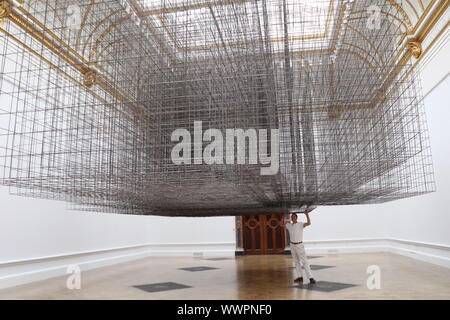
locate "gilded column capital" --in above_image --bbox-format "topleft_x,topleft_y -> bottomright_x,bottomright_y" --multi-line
406,39 -> 422,59
83,69 -> 97,88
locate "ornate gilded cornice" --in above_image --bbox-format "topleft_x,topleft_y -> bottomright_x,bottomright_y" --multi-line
0,0 -> 12,27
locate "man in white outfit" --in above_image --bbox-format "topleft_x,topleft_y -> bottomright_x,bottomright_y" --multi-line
285,212 -> 316,284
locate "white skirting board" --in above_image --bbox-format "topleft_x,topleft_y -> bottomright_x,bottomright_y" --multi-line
303,238 -> 450,269
0,242 -> 236,289
1,239 -> 449,289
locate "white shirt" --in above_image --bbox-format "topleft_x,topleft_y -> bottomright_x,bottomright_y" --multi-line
286,222 -> 304,243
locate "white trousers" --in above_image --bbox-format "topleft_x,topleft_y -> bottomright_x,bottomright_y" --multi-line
291,243 -> 313,279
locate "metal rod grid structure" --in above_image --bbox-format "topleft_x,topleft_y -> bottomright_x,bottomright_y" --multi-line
0,0 -> 435,216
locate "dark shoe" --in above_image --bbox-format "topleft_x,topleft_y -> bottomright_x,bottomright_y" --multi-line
294,277 -> 303,283
309,278 -> 316,284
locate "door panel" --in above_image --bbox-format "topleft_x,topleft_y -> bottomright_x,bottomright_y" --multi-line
242,214 -> 286,255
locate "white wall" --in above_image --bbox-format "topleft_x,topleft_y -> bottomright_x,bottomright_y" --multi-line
0,188 -> 235,288
301,203 -> 389,241
307,74 -> 450,244
385,75 -> 450,245
0,187 -> 235,264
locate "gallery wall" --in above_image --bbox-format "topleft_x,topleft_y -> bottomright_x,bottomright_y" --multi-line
0,191 -> 235,263
385,74 -> 449,245
309,75 -> 449,245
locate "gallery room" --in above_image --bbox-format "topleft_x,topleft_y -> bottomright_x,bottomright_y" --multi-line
0,0 -> 449,302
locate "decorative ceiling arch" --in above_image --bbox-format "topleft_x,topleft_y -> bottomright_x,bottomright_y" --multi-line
76,0 -> 95,48
384,0 -> 437,34
81,9 -> 124,58
385,0 -> 415,32
349,10 -> 410,34
88,14 -> 132,64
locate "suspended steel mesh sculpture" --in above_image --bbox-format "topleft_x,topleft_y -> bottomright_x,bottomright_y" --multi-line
0,0 -> 435,216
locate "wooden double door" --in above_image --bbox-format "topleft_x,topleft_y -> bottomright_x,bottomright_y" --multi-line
242,214 -> 286,255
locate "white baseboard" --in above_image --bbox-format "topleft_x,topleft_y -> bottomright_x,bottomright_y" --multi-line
0,242 -> 235,289
1,239 -> 449,290
303,238 -> 450,269
383,239 -> 450,269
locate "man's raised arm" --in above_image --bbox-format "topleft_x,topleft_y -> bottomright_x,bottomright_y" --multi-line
303,212 -> 311,228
